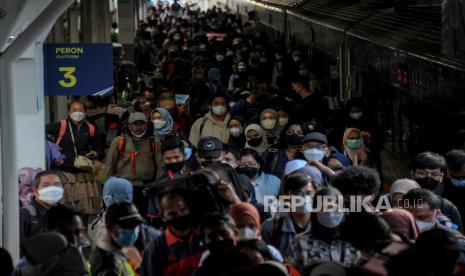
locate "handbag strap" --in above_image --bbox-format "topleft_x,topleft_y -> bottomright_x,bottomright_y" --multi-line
67,121 -> 79,156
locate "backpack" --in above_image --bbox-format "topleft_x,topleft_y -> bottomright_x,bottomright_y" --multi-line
198,117 -> 208,140
55,119 -> 95,146
115,134 -> 157,177
21,204 -> 45,237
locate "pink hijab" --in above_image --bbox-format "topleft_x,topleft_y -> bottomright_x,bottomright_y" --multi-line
18,167 -> 42,206
382,208 -> 420,240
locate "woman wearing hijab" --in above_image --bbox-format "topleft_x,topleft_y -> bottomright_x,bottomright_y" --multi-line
244,124 -> 270,155
342,127 -> 371,167
381,208 -> 420,241
333,97 -> 384,177
260,109 -> 280,148
151,107 -> 181,140
228,202 -> 284,263
389,178 -> 421,208
228,116 -> 246,149
286,187 -> 359,273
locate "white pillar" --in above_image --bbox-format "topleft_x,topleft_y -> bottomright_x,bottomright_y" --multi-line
0,0 -> 74,261
118,0 -> 136,45
82,0 -> 112,43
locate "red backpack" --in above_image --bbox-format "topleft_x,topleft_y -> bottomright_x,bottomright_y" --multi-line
55,120 -> 95,145
116,134 -> 157,177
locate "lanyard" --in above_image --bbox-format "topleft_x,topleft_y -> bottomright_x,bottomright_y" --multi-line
68,121 -> 79,156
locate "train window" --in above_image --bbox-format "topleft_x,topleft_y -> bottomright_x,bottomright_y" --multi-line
237,4 -> 239,13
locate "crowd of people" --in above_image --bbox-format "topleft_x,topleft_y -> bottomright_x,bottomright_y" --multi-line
4,3 -> 465,276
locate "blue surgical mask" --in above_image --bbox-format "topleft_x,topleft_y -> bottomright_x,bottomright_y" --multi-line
304,148 -> 325,162
415,219 -> 435,233
112,227 -> 139,247
184,147 -> 193,160
450,177 -> 465,188
317,212 -> 344,228
346,139 -> 363,149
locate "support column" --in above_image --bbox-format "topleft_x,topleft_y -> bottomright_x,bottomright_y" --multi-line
81,0 -> 112,43
118,0 -> 136,61
118,0 -> 136,45
0,0 -> 74,261
45,16 -> 68,124
69,3 -> 81,43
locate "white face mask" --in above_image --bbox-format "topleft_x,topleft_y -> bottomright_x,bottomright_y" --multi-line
304,148 -> 325,162
237,65 -> 247,73
317,211 -> 344,228
215,54 -> 225,62
229,126 -> 243,137
292,55 -> 301,63
38,186 -> 64,204
212,105 -> 227,116
238,226 -> 258,241
350,112 -> 363,120
261,119 -> 276,130
299,69 -> 309,76
416,219 -> 435,233
70,111 -> 85,122
152,119 -> 166,129
226,50 -> 234,57
279,117 -> 288,127
131,129 -> 146,138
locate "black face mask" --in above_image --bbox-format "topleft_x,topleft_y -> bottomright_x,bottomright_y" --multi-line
248,137 -> 262,147
166,214 -> 193,231
286,134 -> 303,146
165,161 -> 185,173
416,177 -> 440,191
206,239 -> 235,254
237,166 -> 258,179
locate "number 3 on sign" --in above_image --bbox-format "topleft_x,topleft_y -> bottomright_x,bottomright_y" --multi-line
58,67 -> 77,88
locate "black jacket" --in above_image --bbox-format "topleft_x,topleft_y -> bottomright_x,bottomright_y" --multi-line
439,177 -> 465,233
46,119 -> 105,172
19,198 -> 51,255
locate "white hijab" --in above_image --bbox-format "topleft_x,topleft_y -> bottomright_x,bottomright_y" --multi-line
245,124 -> 270,155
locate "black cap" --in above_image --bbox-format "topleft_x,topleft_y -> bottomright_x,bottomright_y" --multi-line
105,203 -> 146,228
303,132 -> 328,145
197,137 -> 223,159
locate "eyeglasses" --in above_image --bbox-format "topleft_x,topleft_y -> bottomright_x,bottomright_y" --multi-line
303,144 -> 327,150
414,170 -> 443,179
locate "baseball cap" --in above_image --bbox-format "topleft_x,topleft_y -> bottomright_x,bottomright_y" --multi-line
105,203 -> 146,228
303,132 -> 328,145
103,177 -> 133,207
197,137 -> 223,159
128,112 -> 147,123
284,160 -> 307,176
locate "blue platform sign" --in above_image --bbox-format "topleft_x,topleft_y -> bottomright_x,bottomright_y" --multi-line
44,43 -> 113,96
